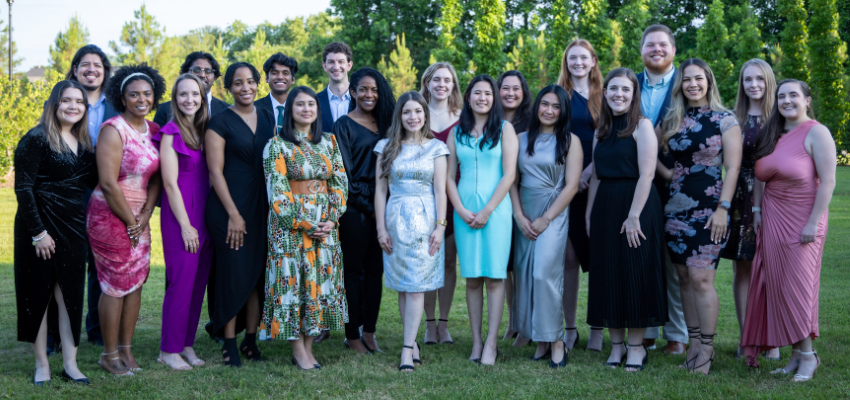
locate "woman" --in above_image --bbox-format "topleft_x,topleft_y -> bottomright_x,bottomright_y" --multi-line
725,59 -> 780,360
154,74 -> 212,370
447,74 -> 518,365
556,39 -> 605,351
375,92 -> 450,371
586,68 -> 668,372
15,81 -> 97,385
260,86 -> 349,370
420,62 -> 462,346
87,64 -> 166,375
658,58 -> 742,375
496,70 -> 532,344
334,67 -> 396,354
509,85 -> 582,367
205,62 -> 274,367
742,79 -> 835,382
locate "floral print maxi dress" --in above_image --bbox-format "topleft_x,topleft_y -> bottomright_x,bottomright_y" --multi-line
664,106 -> 738,269
260,132 -> 348,340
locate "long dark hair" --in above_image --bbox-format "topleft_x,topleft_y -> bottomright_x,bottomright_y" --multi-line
348,67 -> 396,136
754,79 -> 815,160
597,68 -> 644,140
458,74 -> 504,150
497,70 -> 533,132
526,85 -> 572,165
41,80 -> 93,153
279,86 -> 323,145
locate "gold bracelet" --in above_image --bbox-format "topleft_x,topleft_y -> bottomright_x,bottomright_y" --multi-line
435,219 -> 448,226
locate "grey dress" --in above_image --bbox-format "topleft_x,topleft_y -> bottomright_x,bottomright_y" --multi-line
374,139 -> 450,292
511,133 -> 568,342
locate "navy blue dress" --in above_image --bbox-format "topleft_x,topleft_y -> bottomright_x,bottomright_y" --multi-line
568,92 -> 596,272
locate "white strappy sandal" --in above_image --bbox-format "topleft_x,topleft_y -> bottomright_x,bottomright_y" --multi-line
770,349 -> 802,374
791,351 -> 820,382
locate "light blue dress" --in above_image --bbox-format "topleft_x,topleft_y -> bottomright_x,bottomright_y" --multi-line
453,123 -> 513,279
374,138 -> 450,292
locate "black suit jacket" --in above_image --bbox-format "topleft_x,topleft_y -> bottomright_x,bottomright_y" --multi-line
152,96 -> 231,127
636,68 -> 677,128
636,68 -> 677,203
316,87 -> 336,133
254,94 -> 275,115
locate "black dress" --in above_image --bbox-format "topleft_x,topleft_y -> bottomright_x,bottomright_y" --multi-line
333,115 -> 384,339
586,116 -> 668,328
206,108 -> 274,334
721,115 -> 759,261
568,92 -> 595,272
14,127 -> 97,346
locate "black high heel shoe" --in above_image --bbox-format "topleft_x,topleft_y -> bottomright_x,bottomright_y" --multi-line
439,319 -> 454,345
291,357 -> 315,371
424,319 -> 438,345
32,368 -> 50,387
61,369 -> 91,385
222,338 -> 242,368
550,347 -> 569,369
605,342 -> 627,367
413,342 -> 422,365
690,334 -> 715,375
239,340 -> 264,362
624,344 -> 648,372
399,345 -> 415,372
564,327 -> 580,350
531,343 -> 551,361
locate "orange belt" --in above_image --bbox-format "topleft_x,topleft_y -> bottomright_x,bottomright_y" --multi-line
288,179 -> 328,195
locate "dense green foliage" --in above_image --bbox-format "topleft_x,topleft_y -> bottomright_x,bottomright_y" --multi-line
777,0 -> 810,81
472,0 -> 507,78
809,0 -> 850,145
696,0 -> 736,103
616,0 -> 651,73
49,15 -> 90,74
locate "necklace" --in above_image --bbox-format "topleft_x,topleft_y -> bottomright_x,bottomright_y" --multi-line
429,106 -> 448,117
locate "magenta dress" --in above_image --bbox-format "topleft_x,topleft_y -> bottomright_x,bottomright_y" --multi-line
741,120 -> 828,367
87,116 -> 160,297
153,121 -> 213,353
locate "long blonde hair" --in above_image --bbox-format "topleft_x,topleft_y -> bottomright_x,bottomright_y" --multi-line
661,58 -> 729,152
734,59 -> 776,124
41,80 -> 93,154
420,62 -> 462,116
556,39 -> 603,124
379,92 -> 434,179
170,73 -> 209,150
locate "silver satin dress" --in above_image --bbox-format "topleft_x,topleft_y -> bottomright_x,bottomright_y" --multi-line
374,139 -> 450,292
511,133 -> 568,342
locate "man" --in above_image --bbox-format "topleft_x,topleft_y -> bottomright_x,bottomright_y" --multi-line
635,25 -> 688,355
255,52 -> 298,132
317,42 -> 353,132
45,45 -> 119,353
152,51 -> 230,126
153,51 -> 230,343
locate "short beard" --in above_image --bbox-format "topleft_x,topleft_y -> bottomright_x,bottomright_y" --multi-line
81,83 -> 101,92
270,85 -> 289,97
644,57 -> 674,74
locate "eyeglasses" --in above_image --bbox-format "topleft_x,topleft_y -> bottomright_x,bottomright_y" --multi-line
189,67 -> 216,76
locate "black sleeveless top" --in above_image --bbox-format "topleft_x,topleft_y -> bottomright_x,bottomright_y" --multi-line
593,114 -> 639,180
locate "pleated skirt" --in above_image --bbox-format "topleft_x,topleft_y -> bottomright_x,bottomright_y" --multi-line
586,179 -> 668,329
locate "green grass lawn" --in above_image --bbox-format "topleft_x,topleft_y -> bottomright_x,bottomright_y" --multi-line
1,170 -> 849,399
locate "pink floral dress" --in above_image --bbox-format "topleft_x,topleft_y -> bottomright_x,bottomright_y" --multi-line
663,106 -> 738,269
87,115 -> 160,297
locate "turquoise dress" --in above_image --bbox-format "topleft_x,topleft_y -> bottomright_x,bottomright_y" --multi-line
453,123 -> 513,279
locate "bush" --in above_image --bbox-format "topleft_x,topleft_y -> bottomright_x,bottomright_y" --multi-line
0,73 -> 62,178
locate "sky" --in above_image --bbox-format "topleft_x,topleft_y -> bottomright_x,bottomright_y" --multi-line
3,0 -> 332,73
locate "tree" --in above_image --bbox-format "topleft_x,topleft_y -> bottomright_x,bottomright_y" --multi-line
235,30 -> 284,99
109,6 -> 181,82
378,33 -> 419,97
577,0 -> 617,72
777,0 -> 809,81
696,0 -> 736,104
616,0 -> 650,72
431,0 -> 465,70
730,4 -> 764,68
49,15 -> 91,74
472,0 -> 507,78
809,0 -> 850,144
506,32 -> 549,93
546,0 -> 574,81
0,18 -> 22,76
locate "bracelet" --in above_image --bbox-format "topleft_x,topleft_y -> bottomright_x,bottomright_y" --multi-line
142,208 -> 154,214
435,219 -> 448,226
31,231 -> 48,246
752,206 -> 761,212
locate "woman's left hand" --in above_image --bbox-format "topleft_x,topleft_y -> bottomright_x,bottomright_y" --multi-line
620,215 -> 646,248
470,209 -> 491,229
530,217 -> 551,236
310,221 -> 335,239
801,222 -> 818,244
705,208 -> 728,244
429,226 -> 445,256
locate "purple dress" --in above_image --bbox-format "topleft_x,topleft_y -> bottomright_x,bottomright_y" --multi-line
153,121 -> 213,353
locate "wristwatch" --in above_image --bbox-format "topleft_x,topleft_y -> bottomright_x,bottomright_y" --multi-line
718,200 -> 731,211
435,219 -> 448,226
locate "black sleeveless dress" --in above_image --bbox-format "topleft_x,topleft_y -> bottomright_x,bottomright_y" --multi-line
586,115 -> 668,328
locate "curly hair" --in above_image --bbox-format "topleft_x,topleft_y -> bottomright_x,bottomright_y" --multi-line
104,63 -> 166,114
224,62 -> 261,89
180,51 -> 222,80
263,52 -> 298,76
348,67 -> 396,136
65,45 -> 112,88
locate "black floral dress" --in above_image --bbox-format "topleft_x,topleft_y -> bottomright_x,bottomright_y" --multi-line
664,106 -> 738,269
721,115 -> 759,261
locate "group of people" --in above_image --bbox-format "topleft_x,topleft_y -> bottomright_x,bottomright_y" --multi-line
14,23 -> 834,385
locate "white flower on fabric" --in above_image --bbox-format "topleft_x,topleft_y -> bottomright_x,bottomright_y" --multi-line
665,192 -> 699,213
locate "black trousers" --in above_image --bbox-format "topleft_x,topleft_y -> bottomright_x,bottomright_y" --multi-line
339,210 -> 384,339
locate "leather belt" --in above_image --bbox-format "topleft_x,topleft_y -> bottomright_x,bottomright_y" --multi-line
288,179 -> 328,195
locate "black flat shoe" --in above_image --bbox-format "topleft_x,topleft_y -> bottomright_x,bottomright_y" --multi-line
624,344 -> 648,372
314,364 -> 322,369
605,342 -> 627,367
32,369 -> 50,387
291,357 -> 314,371
550,347 -> 569,369
61,369 -> 91,385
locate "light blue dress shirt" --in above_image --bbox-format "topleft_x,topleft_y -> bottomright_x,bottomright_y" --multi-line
640,67 -> 676,125
327,86 -> 351,123
88,94 -> 108,146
